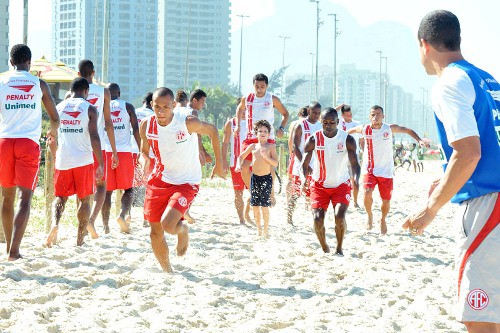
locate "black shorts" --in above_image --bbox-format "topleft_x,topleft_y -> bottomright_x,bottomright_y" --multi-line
250,173 -> 272,207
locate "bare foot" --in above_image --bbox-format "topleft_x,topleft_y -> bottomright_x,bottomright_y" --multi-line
322,244 -> 331,253
116,216 -> 130,233
162,262 -> 173,273
287,219 -> 294,226
354,202 -> 360,208
103,225 -> 110,234
7,253 -> 23,261
336,248 -> 344,256
46,226 -> 59,248
365,217 -> 373,230
125,215 -> 131,226
143,220 -> 149,228
86,223 -> 100,239
263,230 -> 270,239
380,220 -> 388,235
257,229 -> 262,237
176,224 -> 189,256
239,220 -> 246,225
184,210 -> 195,224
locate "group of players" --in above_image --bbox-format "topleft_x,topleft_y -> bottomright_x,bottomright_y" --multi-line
1,9 -> 499,331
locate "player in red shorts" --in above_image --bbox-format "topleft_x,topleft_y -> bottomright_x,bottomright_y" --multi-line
349,105 -> 428,234
222,98 -> 251,224
234,73 -> 289,206
0,44 -> 59,260
140,87 -> 224,272
100,83 -> 140,234
46,78 -> 104,247
302,108 -> 360,255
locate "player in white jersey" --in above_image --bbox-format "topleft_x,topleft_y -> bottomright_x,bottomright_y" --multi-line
287,102 -> 322,225
100,83 -> 140,235
0,44 -> 59,261
285,106 -> 308,204
302,108 -> 360,255
349,105 -> 427,234
139,87 -> 224,272
339,104 -> 363,207
46,78 -> 104,248
222,98 -> 251,224
77,59 -> 119,238
234,73 -> 289,206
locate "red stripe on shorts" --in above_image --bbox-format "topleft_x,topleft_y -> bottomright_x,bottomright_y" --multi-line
365,125 -> 374,174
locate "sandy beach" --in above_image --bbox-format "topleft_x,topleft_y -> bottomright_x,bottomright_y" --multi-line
0,160 -> 467,333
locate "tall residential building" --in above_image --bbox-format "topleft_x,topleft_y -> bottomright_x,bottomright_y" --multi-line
0,0 -> 9,71
337,64 -> 378,116
157,0 -> 231,89
52,0 -> 230,103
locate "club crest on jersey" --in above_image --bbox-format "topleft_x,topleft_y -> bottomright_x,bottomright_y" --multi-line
383,131 -> 390,139
176,130 -> 187,143
264,101 -> 271,107
337,143 -> 344,151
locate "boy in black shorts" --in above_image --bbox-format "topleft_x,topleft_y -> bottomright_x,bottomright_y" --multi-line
236,120 -> 278,238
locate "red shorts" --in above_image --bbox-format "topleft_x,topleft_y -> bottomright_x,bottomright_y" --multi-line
106,152 -> 134,191
93,150 -> 107,182
363,173 -> 393,200
144,177 -> 199,223
0,138 -> 40,190
230,166 -> 246,190
310,181 -> 352,211
291,175 -> 311,197
54,163 -> 95,198
287,153 -> 295,176
241,138 -> 276,161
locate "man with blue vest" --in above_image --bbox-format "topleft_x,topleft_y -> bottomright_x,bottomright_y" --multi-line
404,10 -> 500,333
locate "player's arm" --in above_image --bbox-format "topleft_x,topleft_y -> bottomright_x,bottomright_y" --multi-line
221,119 -> 232,174
273,95 -> 289,138
139,119 -> 151,177
403,136 -> 480,234
88,105 -> 104,181
302,136 -> 315,177
103,88 -> 118,168
40,79 -> 59,138
126,102 -> 140,154
236,143 -> 254,171
347,124 -> 363,135
234,98 -> 246,136
186,116 -> 224,179
346,134 -> 361,185
287,122 -> 295,153
292,123 -> 303,161
390,124 -> 429,148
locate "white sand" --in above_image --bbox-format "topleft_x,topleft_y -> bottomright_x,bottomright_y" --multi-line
0,160 -> 467,332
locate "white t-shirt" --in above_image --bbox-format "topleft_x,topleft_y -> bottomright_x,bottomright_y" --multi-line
361,123 -> 394,178
105,99 -> 131,152
292,119 -> 322,177
131,106 -> 153,153
245,91 -> 275,139
311,130 -> 350,188
87,83 -> 106,146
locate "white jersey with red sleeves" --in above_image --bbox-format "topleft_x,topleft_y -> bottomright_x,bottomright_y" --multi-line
229,118 -> 247,168
0,70 -> 43,143
145,112 -> 201,185
105,99 -> 131,152
312,130 -> 350,188
87,83 -> 106,146
131,106 -> 153,153
245,91 -> 275,139
55,97 -> 93,170
361,123 -> 393,178
292,119 -> 322,176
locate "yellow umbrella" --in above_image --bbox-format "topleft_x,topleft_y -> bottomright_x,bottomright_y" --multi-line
28,56 -> 78,83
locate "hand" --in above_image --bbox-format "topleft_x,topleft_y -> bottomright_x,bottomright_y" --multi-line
419,140 -> 430,148
140,155 -> 151,181
210,163 -> 226,179
276,127 -> 284,138
95,165 -> 104,182
428,178 -> 440,197
111,152 -> 119,169
402,206 -> 437,236
304,165 -> 312,176
259,146 -> 269,157
204,151 -> 213,164
46,131 -> 57,155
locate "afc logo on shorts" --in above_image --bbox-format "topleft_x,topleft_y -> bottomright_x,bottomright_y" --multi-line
467,289 -> 489,310
178,196 -> 188,207
176,130 -> 187,143
345,194 -> 351,201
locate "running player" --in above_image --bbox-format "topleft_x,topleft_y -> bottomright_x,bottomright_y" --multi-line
101,83 -> 140,234
404,10 -> 500,332
287,102 -> 322,225
221,98 -> 251,224
303,108 -> 360,255
46,77 -> 104,247
140,87 -> 224,272
285,106 -> 308,204
348,105 -> 427,234
77,59 -> 118,237
234,73 -> 289,206
0,44 -> 60,260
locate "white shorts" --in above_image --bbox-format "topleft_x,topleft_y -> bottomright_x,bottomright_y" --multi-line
455,192 -> 500,323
